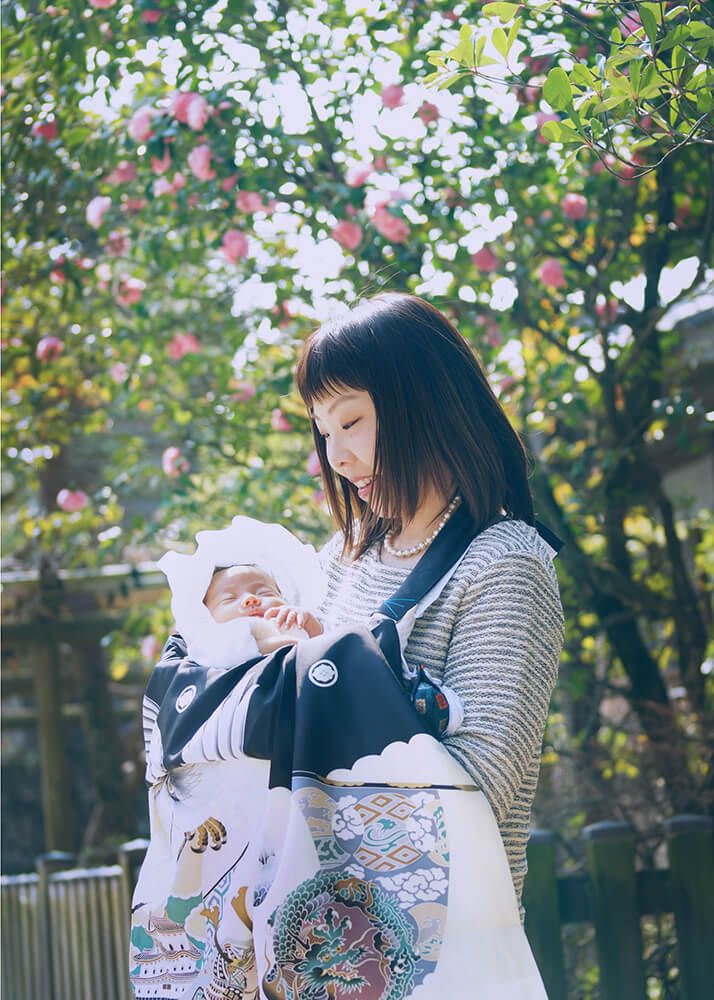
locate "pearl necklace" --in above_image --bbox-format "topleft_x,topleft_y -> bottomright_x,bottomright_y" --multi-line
383,495 -> 462,558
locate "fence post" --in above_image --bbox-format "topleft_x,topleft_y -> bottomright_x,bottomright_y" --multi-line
117,837 -> 149,991
524,829 -> 567,1000
665,814 -> 714,1000
583,821 -> 646,1000
36,851 -> 75,1000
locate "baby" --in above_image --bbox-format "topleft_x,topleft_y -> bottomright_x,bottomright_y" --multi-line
158,516 -> 462,739
201,561 -> 324,656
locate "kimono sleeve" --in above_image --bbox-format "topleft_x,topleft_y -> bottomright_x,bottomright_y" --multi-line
441,553 -> 564,824
141,633 -> 188,760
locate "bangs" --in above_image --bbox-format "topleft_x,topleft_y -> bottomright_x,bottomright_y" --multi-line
295,320 -> 371,408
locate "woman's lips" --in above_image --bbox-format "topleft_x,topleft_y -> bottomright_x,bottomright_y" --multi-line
355,477 -> 374,501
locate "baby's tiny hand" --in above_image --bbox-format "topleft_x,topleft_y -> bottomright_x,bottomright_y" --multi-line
264,605 -> 324,638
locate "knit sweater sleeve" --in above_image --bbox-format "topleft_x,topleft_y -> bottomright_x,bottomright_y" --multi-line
441,552 -> 564,824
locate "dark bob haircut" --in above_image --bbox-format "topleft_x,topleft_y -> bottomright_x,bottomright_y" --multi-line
295,292 -> 534,559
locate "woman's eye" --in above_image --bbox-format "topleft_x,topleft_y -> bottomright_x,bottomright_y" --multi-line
316,417 -> 358,438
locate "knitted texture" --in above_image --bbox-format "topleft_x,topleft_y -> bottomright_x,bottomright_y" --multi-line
318,518 -> 564,910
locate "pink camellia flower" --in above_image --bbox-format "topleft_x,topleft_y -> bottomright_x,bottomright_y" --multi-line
575,44 -> 589,60
472,246 -> 499,272
151,148 -> 171,175
593,153 -> 617,174
675,197 -> 692,228
524,55 -> 551,75
417,101 -> 440,125
171,91 -> 198,123
95,262 -> 112,290
89,0 -> 116,8
114,276 -> 145,306
106,160 -> 137,185
595,298 -> 619,323
153,176 -> 174,198
311,489 -> 326,506
235,190 -> 267,213
307,449 -> 322,477
220,174 -> 239,192
167,332 -> 201,360
381,84 -> 405,109
331,220 -> 363,252
162,445 -> 189,478
371,205 -> 410,244
127,106 -> 156,143
235,378 -> 260,401
140,635 -> 162,662
230,379 -> 256,402
618,163 -> 638,183
538,258 -> 566,288
86,195 -> 111,229
50,264 -> 65,283
346,163 -> 372,187
77,257 -> 95,270
373,155 -> 388,171
187,194 -> 199,208
36,335 -> 63,361
535,112 -> 559,144
498,375 -> 518,395
141,8 -> 162,23
171,171 -> 186,191
187,143 -> 216,181
186,95 -> 211,131
221,229 -> 249,263
105,229 -> 130,257
620,11 -> 642,36
109,361 -> 129,383
562,193 -> 588,220
32,120 -> 58,140
271,408 -> 292,432
56,488 -> 89,512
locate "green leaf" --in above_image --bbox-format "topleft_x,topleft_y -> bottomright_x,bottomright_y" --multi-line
571,64 -> 594,89
474,34 -> 487,65
639,6 -> 659,47
641,2 -> 664,26
557,147 -> 585,175
630,60 -> 642,94
492,27 -> 508,59
448,25 -> 478,67
437,73 -> 463,91
543,67 -> 573,111
541,120 -> 580,144
483,2 -> 520,23
506,18 -> 522,54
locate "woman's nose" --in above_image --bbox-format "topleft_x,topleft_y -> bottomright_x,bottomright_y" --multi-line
326,437 -> 351,470
241,593 -> 261,608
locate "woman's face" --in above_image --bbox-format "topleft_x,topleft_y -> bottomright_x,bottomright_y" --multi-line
311,389 -> 379,507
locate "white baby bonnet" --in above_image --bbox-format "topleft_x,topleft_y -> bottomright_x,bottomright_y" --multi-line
157,515 -> 328,669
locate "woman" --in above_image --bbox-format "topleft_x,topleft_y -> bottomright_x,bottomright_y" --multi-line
131,292 -> 563,999
296,292 -> 565,923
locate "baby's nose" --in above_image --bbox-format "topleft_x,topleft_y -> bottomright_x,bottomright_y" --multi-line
241,593 -> 261,608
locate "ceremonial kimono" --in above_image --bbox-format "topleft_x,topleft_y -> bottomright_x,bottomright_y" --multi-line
130,509 -> 552,999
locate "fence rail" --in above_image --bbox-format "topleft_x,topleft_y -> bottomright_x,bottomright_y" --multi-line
2,817 -> 713,999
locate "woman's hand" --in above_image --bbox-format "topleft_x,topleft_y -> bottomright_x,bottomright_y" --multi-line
264,604 -> 324,638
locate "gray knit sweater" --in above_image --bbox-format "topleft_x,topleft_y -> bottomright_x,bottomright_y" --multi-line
318,517 -> 564,909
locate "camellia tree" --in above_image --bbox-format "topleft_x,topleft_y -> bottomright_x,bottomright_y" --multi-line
2,0 -> 712,981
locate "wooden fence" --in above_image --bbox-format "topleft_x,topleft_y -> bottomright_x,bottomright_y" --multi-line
2,818 -> 712,999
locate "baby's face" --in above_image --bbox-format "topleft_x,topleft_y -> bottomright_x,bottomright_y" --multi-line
203,565 -> 283,624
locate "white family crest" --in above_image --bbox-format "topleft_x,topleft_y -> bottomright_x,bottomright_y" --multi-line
307,659 -> 339,688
